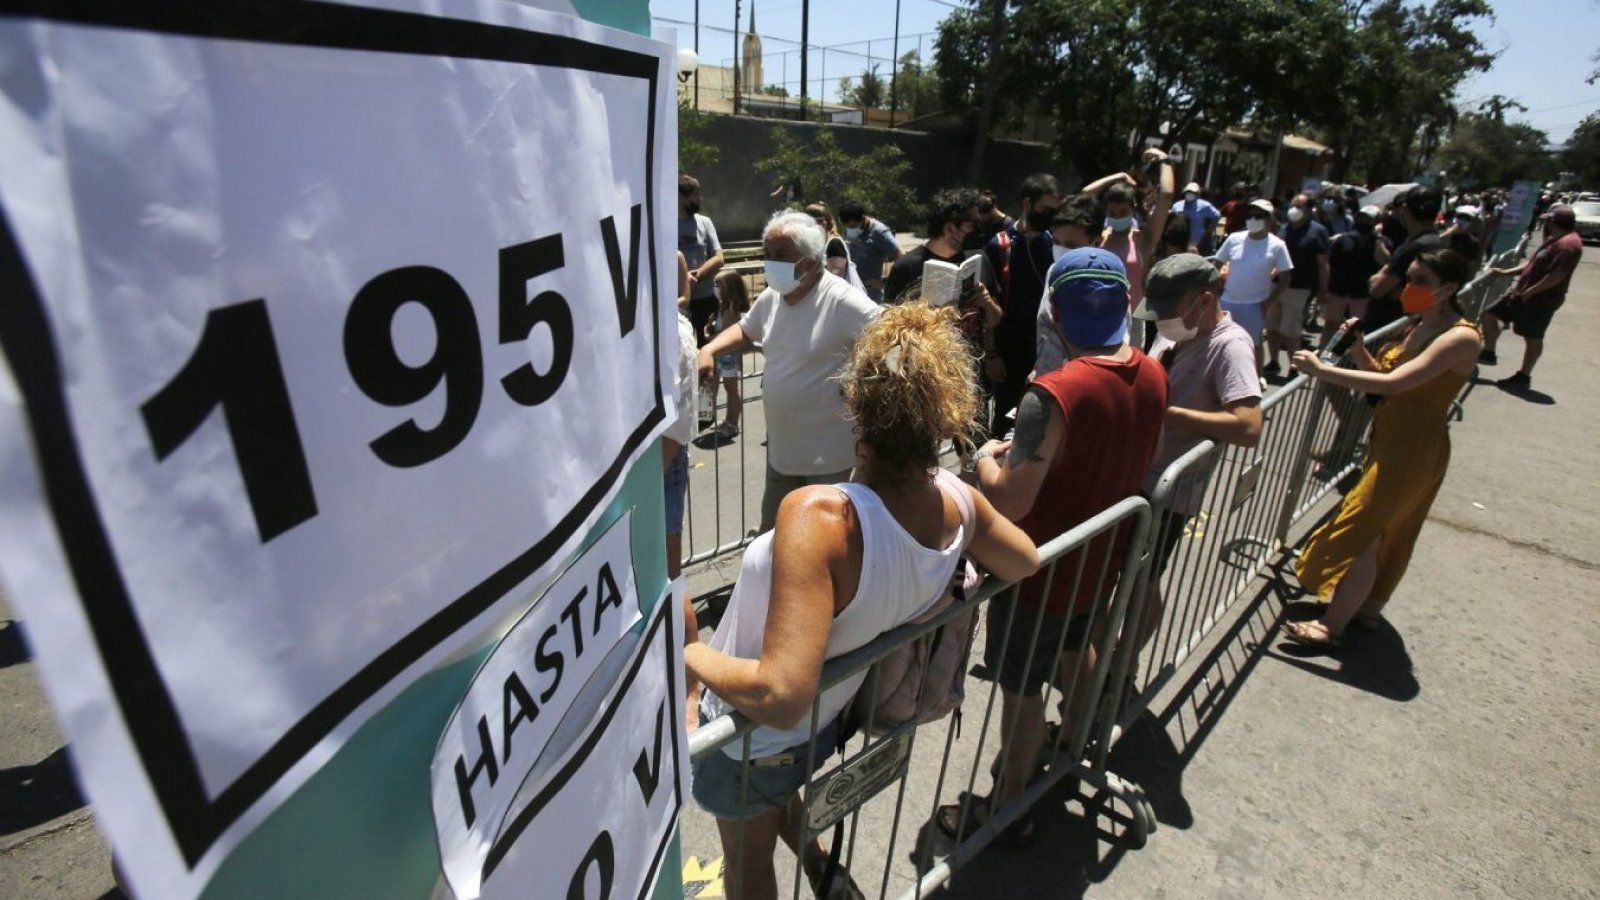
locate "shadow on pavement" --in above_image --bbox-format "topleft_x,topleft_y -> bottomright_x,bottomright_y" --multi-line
0,618 -> 31,669
1474,373 -> 1557,406
0,745 -> 86,835
1268,602 -> 1420,702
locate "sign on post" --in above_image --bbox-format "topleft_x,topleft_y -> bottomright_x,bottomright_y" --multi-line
0,1 -> 676,896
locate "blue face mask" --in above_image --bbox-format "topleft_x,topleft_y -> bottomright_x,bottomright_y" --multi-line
1107,215 -> 1135,232
844,226 -> 862,240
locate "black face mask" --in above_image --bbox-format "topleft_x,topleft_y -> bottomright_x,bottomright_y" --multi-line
684,201 -> 701,216
1025,207 -> 1056,233
961,229 -> 987,251
1356,221 -> 1376,235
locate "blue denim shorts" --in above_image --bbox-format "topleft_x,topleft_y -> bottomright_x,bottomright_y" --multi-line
664,445 -> 689,536
690,718 -> 840,821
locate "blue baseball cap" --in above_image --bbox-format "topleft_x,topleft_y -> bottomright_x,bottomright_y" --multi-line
1048,247 -> 1130,348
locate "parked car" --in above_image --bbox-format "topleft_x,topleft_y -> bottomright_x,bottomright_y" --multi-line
1573,200 -> 1600,244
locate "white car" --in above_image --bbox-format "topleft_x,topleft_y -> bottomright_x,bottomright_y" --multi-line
1572,200 -> 1600,244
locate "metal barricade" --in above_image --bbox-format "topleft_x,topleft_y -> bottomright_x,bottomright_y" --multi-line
683,496 -> 1154,900
1114,314 -> 1448,738
679,263 -> 768,571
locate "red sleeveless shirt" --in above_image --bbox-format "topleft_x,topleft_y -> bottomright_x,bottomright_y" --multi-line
1016,348 -> 1168,615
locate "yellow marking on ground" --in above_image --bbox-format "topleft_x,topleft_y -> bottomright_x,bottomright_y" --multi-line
1185,510 -> 1211,539
683,855 -> 724,898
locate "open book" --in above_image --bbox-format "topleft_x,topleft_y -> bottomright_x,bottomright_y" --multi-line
921,253 -> 984,307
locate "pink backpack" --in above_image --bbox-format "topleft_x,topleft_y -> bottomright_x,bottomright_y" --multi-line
849,472 -> 983,736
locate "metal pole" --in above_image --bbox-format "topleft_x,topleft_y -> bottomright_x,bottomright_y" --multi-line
732,0 -> 741,115
693,0 -> 700,110
889,0 -> 900,127
800,0 -> 810,121
821,46 -> 827,121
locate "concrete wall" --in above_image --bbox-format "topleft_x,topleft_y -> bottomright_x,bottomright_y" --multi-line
685,115 -> 1064,242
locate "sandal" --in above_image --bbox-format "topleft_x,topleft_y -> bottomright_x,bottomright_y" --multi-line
934,795 -> 1036,847
803,857 -> 865,900
1283,620 -> 1342,649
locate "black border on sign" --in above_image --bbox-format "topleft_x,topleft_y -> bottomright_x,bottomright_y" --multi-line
479,595 -> 682,895
0,0 -> 665,866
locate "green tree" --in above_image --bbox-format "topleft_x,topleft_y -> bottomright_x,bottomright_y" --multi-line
935,0 -> 1137,179
1562,113 -> 1600,185
678,98 -> 719,172
753,128 -> 919,228
891,50 -> 941,121
1435,111 -> 1554,188
837,65 -> 885,109
757,84 -> 789,98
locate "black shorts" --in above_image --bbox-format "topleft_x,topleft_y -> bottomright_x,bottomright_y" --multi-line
1149,507 -> 1193,577
982,594 -> 1096,698
1494,296 -> 1558,341
688,293 -> 719,346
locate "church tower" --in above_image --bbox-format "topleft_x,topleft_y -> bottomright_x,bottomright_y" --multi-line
741,3 -> 763,95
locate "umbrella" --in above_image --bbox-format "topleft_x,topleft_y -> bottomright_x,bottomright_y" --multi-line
1361,182 -> 1418,212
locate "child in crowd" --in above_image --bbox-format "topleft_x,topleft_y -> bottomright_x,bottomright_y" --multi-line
706,270 -> 752,440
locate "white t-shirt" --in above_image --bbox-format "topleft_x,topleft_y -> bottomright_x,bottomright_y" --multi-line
1216,231 -> 1293,306
740,272 -> 880,474
667,312 -> 698,445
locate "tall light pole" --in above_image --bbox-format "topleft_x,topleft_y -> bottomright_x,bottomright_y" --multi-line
732,0 -> 741,115
889,0 -> 900,128
799,0 -> 810,121
693,0 -> 700,110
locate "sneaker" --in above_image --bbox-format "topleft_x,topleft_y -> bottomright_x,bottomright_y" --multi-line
1263,359 -> 1282,375
1478,349 -> 1498,365
1496,371 -> 1530,389
714,422 -> 739,440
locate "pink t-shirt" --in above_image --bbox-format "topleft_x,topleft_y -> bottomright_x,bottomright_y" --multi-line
1101,229 -> 1145,309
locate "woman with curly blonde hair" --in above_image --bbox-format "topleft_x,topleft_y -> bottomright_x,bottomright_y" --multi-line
687,302 -> 1039,900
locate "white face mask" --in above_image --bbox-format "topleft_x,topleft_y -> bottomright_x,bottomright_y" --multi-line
1286,207 -> 1307,224
1184,192 -> 1197,202
1156,316 -> 1197,344
1246,217 -> 1268,235
1051,244 -> 1069,262
845,226 -> 862,240
1108,215 -> 1135,232
764,259 -> 805,295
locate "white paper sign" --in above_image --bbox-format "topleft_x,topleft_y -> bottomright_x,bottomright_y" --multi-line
0,1 -> 675,896
432,513 -> 643,899
477,581 -> 689,900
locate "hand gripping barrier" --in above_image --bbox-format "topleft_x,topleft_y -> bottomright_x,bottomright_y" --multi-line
683,496 -> 1154,899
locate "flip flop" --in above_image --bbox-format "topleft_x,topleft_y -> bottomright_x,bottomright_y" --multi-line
934,795 -> 1036,847
1283,620 -> 1342,649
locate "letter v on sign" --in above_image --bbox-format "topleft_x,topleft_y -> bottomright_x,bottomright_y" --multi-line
631,701 -> 665,806
601,205 -> 642,338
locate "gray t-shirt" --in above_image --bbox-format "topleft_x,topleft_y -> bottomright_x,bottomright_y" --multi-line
1141,314 -> 1261,515
678,213 -> 721,300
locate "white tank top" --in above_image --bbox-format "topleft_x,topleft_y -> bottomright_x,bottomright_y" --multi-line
702,470 -> 973,757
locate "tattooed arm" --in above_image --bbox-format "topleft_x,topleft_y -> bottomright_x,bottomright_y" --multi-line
975,387 -> 1065,521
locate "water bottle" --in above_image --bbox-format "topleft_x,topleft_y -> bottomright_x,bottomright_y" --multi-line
1320,321 -> 1360,363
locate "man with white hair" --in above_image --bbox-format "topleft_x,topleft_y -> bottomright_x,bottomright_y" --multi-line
698,211 -> 881,531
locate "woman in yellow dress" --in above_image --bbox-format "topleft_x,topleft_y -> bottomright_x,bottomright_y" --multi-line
1285,247 -> 1483,647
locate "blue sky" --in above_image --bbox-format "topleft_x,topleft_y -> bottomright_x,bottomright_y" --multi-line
650,0 -> 1600,146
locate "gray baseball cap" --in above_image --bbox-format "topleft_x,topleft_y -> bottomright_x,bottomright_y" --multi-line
1135,253 -> 1220,320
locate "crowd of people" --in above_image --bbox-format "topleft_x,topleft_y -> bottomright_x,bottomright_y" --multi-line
669,159 -> 1584,898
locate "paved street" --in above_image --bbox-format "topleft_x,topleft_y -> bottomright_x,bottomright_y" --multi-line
5,253 -> 1600,898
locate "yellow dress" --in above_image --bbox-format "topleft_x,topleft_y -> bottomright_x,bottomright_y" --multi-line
1296,319 -> 1481,612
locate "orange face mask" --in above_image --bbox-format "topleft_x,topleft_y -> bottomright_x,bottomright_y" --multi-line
1400,282 -> 1437,314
